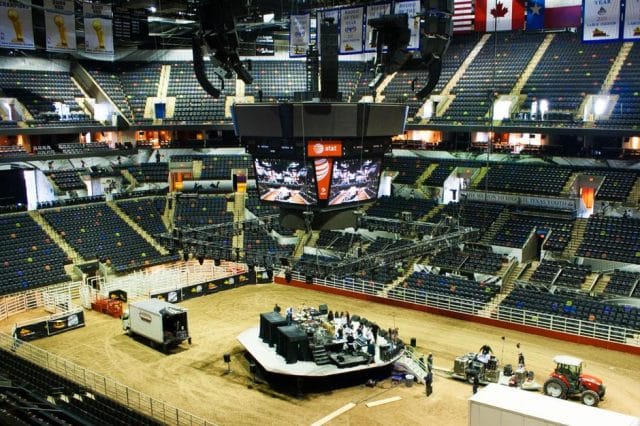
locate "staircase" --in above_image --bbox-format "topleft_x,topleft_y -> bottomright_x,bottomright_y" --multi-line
233,193 -> 246,252
311,345 -> 331,365
422,204 -> 444,221
560,172 -> 580,196
120,168 -> 138,190
519,261 -> 539,283
561,218 -> 588,258
415,163 -> 439,186
441,34 -> 492,96
157,65 -> 171,99
28,211 -> 84,264
106,201 -> 169,255
470,167 -> 489,188
292,230 -> 309,258
582,272 -> 600,292
510,34 -> 555,96
397,346 -> 428,384
601,42 -> 633,94
591,273 -> 611,294
626,176 -> 640,206
375,72 -> 397,103
163,194 -> 176,231
475,260 -> 522,318
480,209 -> 510,244
379,264 -> 415,297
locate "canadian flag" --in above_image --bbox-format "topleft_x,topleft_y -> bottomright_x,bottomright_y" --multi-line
475,0 -> 525,32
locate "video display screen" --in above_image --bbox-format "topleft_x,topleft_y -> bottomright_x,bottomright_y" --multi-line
254,159 -> 317,205
328,158 -> 381,206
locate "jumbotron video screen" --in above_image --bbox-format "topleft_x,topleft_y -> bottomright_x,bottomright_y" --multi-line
328,158 -> 381,206
254,159 -> 318,205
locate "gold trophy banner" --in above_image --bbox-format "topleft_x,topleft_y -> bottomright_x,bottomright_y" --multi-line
0,0 -> 35,49
83,1 -> 113,54
44,0 -> 76,52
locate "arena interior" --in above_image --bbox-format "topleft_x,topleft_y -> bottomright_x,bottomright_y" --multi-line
0,0 -> 640,425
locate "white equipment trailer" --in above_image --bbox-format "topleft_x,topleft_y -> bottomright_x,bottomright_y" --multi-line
469,384 -> 639,426
122,299 -> 191,352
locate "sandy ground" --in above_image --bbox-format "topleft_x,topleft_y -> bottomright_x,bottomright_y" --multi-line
2,283 -> 639,425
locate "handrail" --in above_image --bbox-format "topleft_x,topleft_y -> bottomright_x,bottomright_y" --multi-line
289,272 -> 640,348
0,333 -> 215,426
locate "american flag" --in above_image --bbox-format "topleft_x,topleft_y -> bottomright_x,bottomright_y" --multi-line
453,0 -> 475,33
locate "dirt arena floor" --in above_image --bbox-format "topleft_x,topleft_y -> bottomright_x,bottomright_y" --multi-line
2,283 -> 640,425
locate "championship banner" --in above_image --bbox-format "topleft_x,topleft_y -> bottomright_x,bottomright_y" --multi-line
365,3 -> 391,52
44,0 -> 76,52
0,0 -> 35,50
623,0 -> 640,40
289,13 -> 310,57
340,6 -> 364,54
582,0 -> 621,42
83,1 -> 114,54
393,0 -> 421,50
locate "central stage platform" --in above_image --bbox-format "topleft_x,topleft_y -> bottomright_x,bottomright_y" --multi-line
238,326 -> 403,377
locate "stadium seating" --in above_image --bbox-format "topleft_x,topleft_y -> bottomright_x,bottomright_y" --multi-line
125,163 -> 169,183
117,62 -> 162,123
434,32 -> 545,124
604,42 -> 640,128
383,156 -> 432,185
490,210 -> 574,251
366,195 -> 437,220
521,32 -> 620,120
83,62 -> 135,122
174,195 -> 232,227
393,270 -> 500,312
603,270 -> 640,297
432,200 -> 505,232
0,213 -> 70,295
500,287 -> 640,331
41,203 -> 174,272
477,163 -> 571,196
0,349 -> 161,425
431,247 -> 505,275
116,197 -> 168,237
530,260 -> 591,289
0,385 -> 85,425
0,69 -> 90,123
578,168 -> 639,201
577,216 -> 640,264
44,170 -> 85,191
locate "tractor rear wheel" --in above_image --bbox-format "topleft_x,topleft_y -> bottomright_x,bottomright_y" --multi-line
544,378 -> 568,399
581,390 -> 600,407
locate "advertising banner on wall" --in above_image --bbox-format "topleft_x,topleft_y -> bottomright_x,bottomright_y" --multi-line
0,0 -> 35,50
289,13 -> 310,57
365,3 -> 391,52
393,0 -> 421,50
582,0 -> 621,42
339,6 -> 364,54
47,311 -> 85,336
84,1 -> 114,54
44,0 -> 76,52
623,0 -> 640,40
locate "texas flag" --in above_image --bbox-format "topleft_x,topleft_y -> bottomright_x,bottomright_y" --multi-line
526,0 -> 582,30
475,0 -> 526,32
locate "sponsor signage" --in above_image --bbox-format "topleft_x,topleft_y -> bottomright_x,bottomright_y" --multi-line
307,140 -> 343,157
463,191 -> 578,210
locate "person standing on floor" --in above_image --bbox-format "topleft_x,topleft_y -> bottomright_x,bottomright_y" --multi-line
425,367 -> 433,397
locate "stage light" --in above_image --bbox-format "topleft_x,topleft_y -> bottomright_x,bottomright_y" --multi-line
594,97 -> 608,117
539,99 -> 549,120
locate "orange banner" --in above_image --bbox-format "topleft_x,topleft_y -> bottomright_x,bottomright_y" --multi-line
314,158 -> 333,200
307,141 -> 342,157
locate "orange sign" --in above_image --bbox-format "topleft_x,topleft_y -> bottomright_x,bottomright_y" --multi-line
314,158 -> 333,200
307,141 -> 343,158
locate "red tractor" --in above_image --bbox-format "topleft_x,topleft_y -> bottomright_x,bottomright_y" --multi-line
543,355 -> 605,406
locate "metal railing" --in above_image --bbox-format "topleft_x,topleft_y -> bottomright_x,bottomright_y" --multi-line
290,272 -> 640,348
0,332 -> 215,426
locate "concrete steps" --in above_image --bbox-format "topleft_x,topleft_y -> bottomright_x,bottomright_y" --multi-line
591,273 -> 611,295
470,167 -> 489,188
415,163 -> 439,186
480,209 -> 510,244
562,218 -> 588,258
561,172 -> 580,196
441,34 -> 492,96
582,272 -> 600,292
28,210 -> 84,264
626,176 -> 640,206
162,194 -> 175,231
107,201 -> 169,255
293,230 -> 309,259
601,42 -> 633,94
120,168 -> 138,190
233,193 -> 246,252
510,34 -> 555,96
519,261 -> 539,283
422,204 -> 444,222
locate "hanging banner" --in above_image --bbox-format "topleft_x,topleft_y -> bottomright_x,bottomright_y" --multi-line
582,0 -> 621,42
44,0 -> 76,52
393,0 -> 421,50
0,0 -> 35,50
84,1 -> 114,54
289,13 -> 310,57
339,6 -> 364,54
623,0 -> 640,40
365,3 -> 391,52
